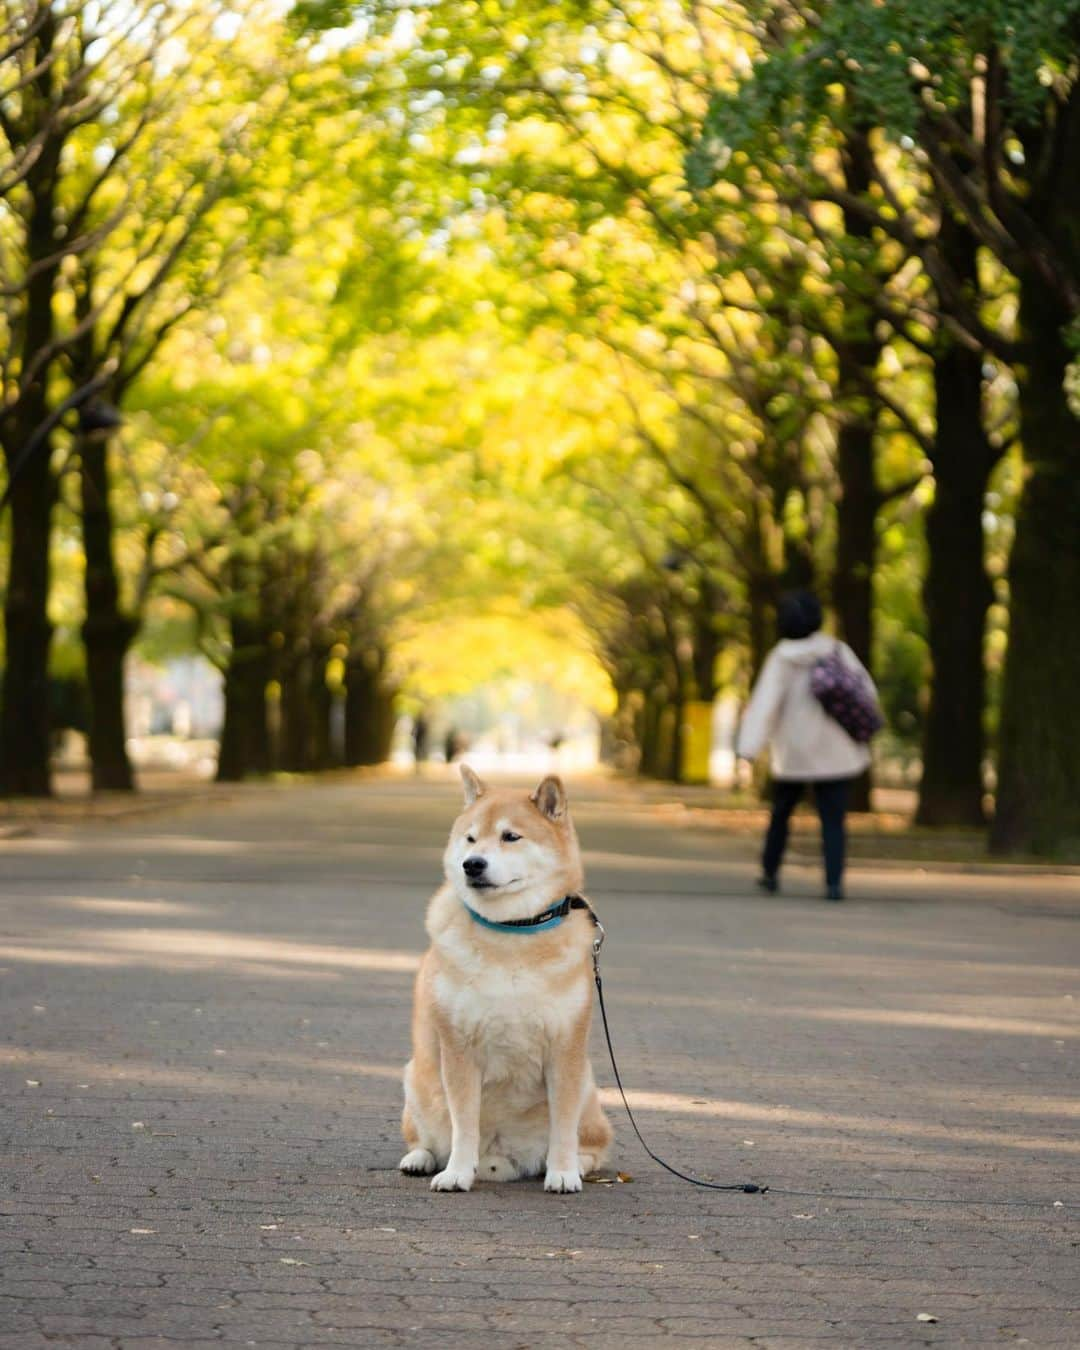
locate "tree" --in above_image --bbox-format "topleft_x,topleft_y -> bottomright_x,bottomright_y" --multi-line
0,0 -> 87,793
692,0 -> 1080,845
0,0 -> 278,793
302,0 -> 929,798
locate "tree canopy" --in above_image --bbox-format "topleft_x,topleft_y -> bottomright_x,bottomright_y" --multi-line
1,0 -> 1078,854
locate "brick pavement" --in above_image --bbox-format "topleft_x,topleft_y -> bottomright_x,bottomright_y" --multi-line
1,774 -> 1078,1348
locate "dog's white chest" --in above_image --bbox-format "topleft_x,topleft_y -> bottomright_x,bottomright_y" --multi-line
434,950 -> 586,1085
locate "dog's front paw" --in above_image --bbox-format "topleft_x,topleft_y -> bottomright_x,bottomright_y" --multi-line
399,1148 -> 437,1176
430,1165 -> 475,1192
543,1167 -> 583,1194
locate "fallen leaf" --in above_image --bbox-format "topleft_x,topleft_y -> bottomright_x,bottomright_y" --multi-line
916,1313 -> 938,1323
616,1172 -> 634,1183
279,1258 -> 306,1266
25,1080 -> 40,1087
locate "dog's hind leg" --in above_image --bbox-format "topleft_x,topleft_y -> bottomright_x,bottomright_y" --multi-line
399,1059 -> 449,1176
400,1150 -> 438,1175
400,1104 -> 437,1175
577,1083 -> 613,1176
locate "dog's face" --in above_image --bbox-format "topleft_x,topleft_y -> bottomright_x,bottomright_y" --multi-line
444,765 -> 583,909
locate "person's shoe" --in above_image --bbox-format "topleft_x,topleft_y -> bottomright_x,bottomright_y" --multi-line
825,884 -> 844,901
755,875 -> 779,894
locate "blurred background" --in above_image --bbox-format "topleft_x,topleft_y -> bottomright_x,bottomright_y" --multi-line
1,0 -> 1078,855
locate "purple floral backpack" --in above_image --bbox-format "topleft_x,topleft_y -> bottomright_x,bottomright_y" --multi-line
810,644 -> 884,743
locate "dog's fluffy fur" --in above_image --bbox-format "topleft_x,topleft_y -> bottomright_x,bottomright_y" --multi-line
400,766 -> 612,1192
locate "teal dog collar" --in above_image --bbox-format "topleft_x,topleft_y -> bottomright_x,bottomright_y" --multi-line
463,893 -> 589,934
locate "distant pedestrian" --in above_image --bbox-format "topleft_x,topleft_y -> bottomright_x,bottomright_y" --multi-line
412,713 -> 429,769
735,591 -> 880,901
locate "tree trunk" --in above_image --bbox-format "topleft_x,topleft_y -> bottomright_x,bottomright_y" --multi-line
638,691 -> 664,778
216,610 -> 270,783
833,414 -> 876,812
667,690 -> 685,783
343,653 -> 395,767
833,422 -> 876,671
990,276 -> 1080,854
653,702 -> 677,782
373,683 -> 397,762
916,238 -> 997,827
746,575 -> 773,685
832,128 -> 884,815
83,617 -> 136,792
79,433 -> 136,791
0,115 -> 62,798
343,662 -> 371,767
308,644 -> 334,771
0,449 -> 55,795
344,653 -> 383,767
691,584 -> 720,702
278,648 -> 312,773
248,645 -> 273,775
217,666 -> 254,784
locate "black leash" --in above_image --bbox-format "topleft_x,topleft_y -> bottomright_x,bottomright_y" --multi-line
585,906 -> 1077,1212
588,928 -> 766,1194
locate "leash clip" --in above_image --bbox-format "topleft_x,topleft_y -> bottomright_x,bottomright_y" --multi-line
591,916 -> 605,975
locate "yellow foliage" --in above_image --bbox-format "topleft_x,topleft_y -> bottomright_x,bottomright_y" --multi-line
394,607 -> 616,714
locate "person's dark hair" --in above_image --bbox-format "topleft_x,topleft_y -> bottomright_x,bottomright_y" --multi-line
777,590 -> 822,640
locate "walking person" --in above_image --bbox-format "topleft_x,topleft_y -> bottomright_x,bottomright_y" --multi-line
412,712 -> 430,771
736,591 -> 880,901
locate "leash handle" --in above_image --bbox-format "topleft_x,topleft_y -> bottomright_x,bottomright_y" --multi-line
590,940 -> 766,1195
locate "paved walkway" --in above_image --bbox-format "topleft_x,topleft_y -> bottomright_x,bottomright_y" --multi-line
2,774 -> 1078,1348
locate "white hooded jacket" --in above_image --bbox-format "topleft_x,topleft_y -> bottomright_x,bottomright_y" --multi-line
735,631 -> 875,781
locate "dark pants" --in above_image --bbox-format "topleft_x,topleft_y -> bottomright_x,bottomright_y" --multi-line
762,778 -> 851,889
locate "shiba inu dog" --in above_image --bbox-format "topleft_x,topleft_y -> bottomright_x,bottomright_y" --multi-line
399,765 -> 613,1192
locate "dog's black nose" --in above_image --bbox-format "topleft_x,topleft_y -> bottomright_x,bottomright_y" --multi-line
463,856 -> 488,878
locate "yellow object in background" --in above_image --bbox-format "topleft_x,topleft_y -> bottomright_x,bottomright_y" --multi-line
681,701 -> 713,784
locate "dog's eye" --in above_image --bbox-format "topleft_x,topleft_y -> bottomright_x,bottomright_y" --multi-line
465,834 -> 476,844
501,831 -> 521,843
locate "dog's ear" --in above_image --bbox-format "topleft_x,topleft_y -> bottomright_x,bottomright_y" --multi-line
531,775 -> 567,822
459,763 -> 486,807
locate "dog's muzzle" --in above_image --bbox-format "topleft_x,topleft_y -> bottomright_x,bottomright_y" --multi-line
463,856 -> 494,888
